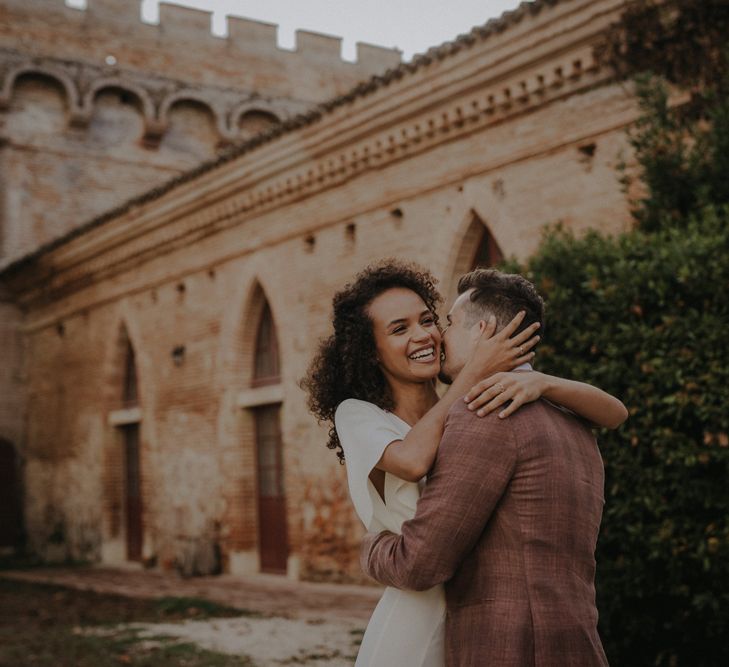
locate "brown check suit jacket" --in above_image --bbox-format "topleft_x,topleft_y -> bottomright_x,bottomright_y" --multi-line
361,399 -> 609,667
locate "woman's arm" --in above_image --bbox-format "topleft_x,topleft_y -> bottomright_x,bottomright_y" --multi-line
463,371 -> 629,429
375,313 -> 540,482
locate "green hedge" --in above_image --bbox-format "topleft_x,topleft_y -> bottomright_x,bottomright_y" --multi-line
505,3 -> 729,662
512,210 -> 729,665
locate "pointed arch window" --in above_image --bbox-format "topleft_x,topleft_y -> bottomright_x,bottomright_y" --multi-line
470,223 -> 504,270
253,301 -> 280,386
122,338 -> 138,407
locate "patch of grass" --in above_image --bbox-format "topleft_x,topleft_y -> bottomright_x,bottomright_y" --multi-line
154,596 -> 260,620
0,579 -> 256,667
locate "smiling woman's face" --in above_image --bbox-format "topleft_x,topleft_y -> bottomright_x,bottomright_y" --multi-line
366,287 -> 442,386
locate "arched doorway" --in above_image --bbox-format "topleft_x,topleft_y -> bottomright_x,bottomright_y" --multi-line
251,300 -> 288,574
107,329 -> 144,563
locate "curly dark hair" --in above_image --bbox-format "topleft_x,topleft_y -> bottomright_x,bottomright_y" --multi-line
300,259 -> 442,463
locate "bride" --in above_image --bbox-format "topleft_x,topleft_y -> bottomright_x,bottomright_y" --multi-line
302,260 -> 626,666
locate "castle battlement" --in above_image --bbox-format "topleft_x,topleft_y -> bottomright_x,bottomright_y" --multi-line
1,0 -> 401,72
0,0 -> 401,262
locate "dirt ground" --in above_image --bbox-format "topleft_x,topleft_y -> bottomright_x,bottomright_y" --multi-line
0,567 -> 379,666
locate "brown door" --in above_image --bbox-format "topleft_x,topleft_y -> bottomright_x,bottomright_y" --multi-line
254,404 -> 288,573
0,440 -> 21,548
123,424 -> 143,561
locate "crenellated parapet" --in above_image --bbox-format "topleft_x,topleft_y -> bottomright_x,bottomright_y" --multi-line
0,0 -> 400,262
0,0 -> 401,94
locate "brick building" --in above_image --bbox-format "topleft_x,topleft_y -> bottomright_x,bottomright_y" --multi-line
1,0 -> 639,580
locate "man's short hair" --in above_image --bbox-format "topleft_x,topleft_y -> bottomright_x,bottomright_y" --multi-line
457,268 -> 545,340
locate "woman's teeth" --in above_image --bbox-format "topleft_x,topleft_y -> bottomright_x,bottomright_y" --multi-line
409,347 -> 435,362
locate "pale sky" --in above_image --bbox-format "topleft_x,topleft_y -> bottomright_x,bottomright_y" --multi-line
66,0 -> 526,61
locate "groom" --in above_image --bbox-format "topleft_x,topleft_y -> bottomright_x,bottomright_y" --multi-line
360,268 -> 609,666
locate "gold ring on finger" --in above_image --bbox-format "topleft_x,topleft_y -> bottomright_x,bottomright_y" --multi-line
519,345 -> 524,355
495,382 -> 505,394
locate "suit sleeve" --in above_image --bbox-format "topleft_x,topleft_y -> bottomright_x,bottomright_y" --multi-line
360,401 -> 517,591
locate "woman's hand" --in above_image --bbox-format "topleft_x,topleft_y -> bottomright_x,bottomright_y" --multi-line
463,370 -> 629,429
466,311 -> 540,379
464,370 -> 546,419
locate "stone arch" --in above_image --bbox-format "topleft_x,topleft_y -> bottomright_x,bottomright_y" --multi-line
101,317 -> 146,413
159,91 -> 227,138
158,94 -> 224,158
1,68 -> 78,136
237,279 -> 282,388
0,65 -> 79,115
229,102 -> 282,140
444,209 -> 506,306
85,82 -> 151,146
218,271 -> 288,393
82,78 -> 155,124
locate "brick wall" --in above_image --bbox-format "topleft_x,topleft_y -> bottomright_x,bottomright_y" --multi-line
3,0 -> 639,579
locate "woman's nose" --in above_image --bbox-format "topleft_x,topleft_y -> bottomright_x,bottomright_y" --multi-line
412,325 -> 432,341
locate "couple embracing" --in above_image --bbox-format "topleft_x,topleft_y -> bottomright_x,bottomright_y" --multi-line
303,260 -> 627,666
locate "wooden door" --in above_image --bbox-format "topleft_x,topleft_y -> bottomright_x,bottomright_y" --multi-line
254,404 -> 288,573
123,424 -> 143,561
0,440 -> 21,548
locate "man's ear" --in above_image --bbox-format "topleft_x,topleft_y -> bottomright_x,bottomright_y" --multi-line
476,314 -> 497,338
468,320 -> 484,342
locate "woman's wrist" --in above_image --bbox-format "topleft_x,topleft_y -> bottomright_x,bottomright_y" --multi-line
538,372 -> 559,398
455,360 -> 485,389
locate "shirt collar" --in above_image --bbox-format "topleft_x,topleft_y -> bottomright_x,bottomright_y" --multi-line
513,362 -> 533,371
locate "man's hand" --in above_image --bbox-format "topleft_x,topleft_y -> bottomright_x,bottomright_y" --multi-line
465,312 -> 540,380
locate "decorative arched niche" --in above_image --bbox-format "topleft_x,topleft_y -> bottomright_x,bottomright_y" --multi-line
237,109 -> 280,142
87,84 -> 147,147
158,96 -> 222,159
3,71 -> 72,135
446,211 -> 504,306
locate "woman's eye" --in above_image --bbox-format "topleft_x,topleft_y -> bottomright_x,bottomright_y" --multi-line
392,326 -> 406,334
422,317 -> 435,326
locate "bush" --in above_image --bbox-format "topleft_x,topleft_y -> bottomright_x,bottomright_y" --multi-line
513,207 -> 729,665
504,55 -> 729,664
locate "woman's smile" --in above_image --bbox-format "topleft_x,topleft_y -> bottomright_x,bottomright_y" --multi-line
408,344 -> 438,363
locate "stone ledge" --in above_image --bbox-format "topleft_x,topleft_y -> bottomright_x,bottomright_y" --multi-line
237,385 -> 284,408
107,406 -> 142,425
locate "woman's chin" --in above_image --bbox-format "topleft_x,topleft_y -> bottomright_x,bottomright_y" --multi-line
408,361 -> 441,380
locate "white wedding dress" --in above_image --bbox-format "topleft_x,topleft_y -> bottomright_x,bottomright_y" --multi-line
335,398 -> 446,666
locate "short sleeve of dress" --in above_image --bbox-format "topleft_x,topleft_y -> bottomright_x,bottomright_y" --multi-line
335,398 -> 405,530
